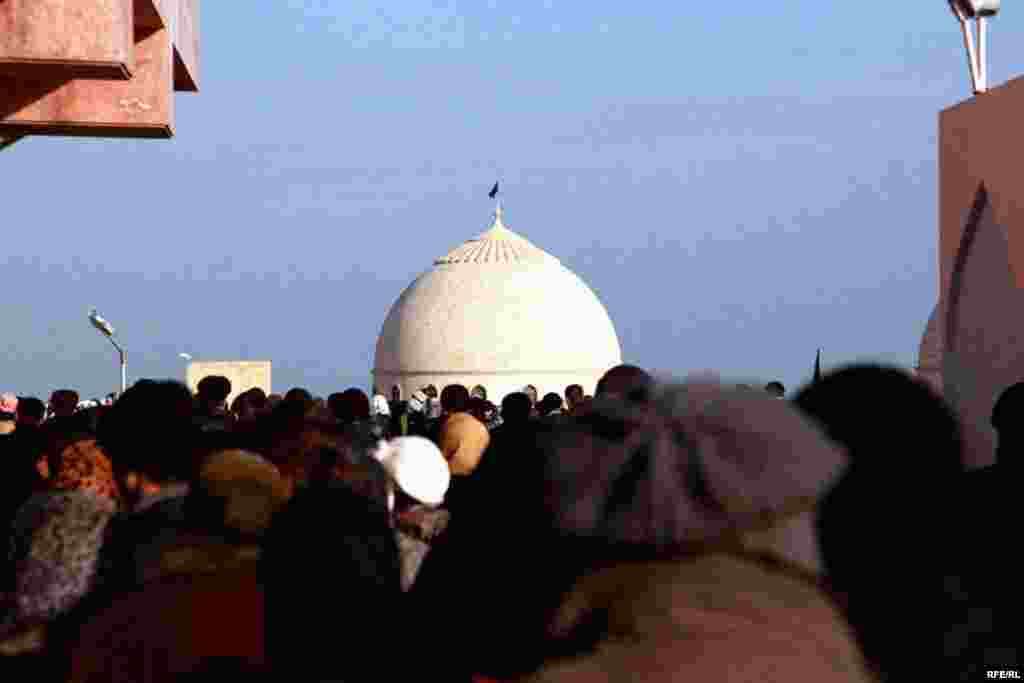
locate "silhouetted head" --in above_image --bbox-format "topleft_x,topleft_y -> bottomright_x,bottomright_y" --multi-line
501,393 -> 533,425
98,379 -> 196,484
441,384 -> 470,414
283,388 -> 314,417
328,388 -> 371,425
197,375 -> 232,407
522,385 -> 539,405
50,389 -> 80,418
246,387 -> 268,407
564,384 -> 585,410
539,392 -> 563,416
231,388 -> 269,421
794,364 -> 963,476
595,365 -> 653,402
307,427 -> 392,506
764,381 -> 786,398
470,385 -> 488,401
16,396 -> 46,427
284,387 -> 312,404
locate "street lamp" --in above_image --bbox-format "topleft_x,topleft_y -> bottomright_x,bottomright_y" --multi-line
88,308 -> 126,395
949,0 -> 1002,94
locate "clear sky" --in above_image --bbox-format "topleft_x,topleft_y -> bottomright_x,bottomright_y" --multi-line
4,2 -> 1024,399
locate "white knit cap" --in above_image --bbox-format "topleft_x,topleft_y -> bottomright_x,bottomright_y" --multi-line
371,394 -> 391,417
376,436 -> 450,507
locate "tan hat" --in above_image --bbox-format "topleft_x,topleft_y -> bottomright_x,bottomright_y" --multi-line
439,412 -> 491,476
198,450 -> 291,534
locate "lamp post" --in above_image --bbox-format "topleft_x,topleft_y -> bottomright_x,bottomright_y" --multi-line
949,0 -> 1002,94
88,308 -> 126,395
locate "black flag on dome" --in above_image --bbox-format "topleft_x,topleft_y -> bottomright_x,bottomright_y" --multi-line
488,182 -> 499,199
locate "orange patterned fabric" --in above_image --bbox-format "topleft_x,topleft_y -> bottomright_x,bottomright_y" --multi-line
51,440 -> 121,504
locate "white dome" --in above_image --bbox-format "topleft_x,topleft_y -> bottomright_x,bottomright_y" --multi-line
373,207 -> 622,402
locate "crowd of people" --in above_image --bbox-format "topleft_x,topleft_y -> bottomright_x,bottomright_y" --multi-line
0,363 -> 1019,681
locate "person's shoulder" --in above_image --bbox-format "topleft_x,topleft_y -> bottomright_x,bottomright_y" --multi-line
441,413 -> 490,442
446,411 -> 485,427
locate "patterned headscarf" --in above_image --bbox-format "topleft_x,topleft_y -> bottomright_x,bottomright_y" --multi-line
6,491 -> 117,623
50,439 -> 121,504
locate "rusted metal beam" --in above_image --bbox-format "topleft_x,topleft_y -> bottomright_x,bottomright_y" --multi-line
0,0 -> 198,139
0,25 -> 174,138
0,0 -> 134,80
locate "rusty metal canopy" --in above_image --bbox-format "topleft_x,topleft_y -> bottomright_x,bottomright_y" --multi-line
0,0 -> 199,139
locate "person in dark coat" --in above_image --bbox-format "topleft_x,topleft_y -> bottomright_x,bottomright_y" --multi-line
794,364 -> 988,680
443,392 -> 534,521
262,480 -> 408,681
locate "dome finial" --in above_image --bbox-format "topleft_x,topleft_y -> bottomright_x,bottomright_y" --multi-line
489,180 -> 504,229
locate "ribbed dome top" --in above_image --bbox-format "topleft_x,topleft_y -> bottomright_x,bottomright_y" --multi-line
373,201 -> 622,399
435,207 -> 555,265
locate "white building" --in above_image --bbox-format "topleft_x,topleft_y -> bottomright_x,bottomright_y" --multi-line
373,206 -> 622,403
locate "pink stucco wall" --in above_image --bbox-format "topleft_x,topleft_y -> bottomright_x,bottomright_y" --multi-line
936,76 -> 1024,468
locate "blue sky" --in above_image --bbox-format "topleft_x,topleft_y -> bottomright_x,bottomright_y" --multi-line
4,1 -> 1024,399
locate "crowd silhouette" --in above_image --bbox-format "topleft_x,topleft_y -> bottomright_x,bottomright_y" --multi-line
0,363 -> 1020,681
